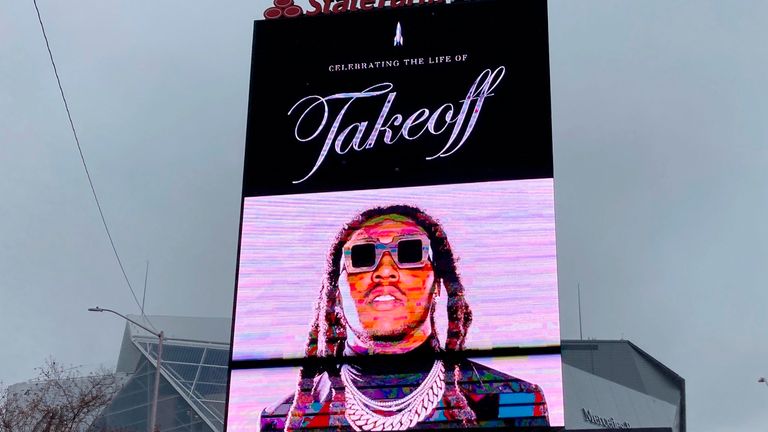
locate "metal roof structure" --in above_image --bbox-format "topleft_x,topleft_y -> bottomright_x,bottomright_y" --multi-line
90,315 -> 231,432
561,339 -> 685,432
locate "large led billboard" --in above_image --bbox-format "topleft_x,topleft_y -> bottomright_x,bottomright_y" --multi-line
227,1 -> 563,430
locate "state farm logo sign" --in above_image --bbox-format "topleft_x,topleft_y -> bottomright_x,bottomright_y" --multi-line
264,0 -> 304,19
263,0 -> 446,20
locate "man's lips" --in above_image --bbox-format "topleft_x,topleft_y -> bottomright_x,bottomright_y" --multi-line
365,286 -> 405,310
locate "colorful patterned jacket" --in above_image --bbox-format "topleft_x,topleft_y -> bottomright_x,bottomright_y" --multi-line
260,357 -> 549,430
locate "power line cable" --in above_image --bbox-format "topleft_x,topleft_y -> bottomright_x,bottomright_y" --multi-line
32,0 -> 155,331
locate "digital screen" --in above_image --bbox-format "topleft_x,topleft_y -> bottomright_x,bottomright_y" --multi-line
227,1 -> 563,430
228,355 -> 563,430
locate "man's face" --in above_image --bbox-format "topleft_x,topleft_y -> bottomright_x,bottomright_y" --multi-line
344,215 -> 436,340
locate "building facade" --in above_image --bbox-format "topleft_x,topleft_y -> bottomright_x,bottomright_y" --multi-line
562,340 -> 685,432
90,316 -> 230,432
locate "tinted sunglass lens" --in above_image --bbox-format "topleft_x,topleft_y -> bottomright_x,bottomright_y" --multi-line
397,239 -> 424,264
351,244 -> 376,268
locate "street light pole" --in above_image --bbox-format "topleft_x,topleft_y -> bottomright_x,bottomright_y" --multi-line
152,330 -> 163,432
89,307 -> 163,432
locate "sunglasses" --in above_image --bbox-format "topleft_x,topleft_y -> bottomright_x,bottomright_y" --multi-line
342,234 -> 431,274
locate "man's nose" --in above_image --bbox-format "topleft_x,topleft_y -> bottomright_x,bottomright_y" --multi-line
372,252 -> 400,283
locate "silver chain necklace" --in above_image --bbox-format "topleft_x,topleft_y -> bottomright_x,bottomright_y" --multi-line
340,360 -> 445,431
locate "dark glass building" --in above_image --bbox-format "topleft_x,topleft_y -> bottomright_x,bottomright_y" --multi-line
90,316 -> 230,432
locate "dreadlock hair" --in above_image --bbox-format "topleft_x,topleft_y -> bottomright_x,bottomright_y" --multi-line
285,204 -> 476,430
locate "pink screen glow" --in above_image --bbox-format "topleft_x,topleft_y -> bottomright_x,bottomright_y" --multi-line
227,355 -> 564,430
229,178 -> 564,428
233,179 -> 560,360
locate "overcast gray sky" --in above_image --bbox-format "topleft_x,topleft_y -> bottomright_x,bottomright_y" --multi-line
1,1 -> 766,431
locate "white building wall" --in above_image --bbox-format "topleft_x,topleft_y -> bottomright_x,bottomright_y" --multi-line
563,363 -> 679,431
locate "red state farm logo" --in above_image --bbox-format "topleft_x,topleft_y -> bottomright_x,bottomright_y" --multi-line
264,0 -> 447,20
264,0 -> 304,19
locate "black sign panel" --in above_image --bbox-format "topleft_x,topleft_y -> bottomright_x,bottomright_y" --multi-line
243,0 -> 551,196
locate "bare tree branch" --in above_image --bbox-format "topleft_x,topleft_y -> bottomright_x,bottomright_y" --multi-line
0,358 -> 123,432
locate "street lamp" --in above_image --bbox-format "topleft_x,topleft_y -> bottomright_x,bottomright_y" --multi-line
89,307 -> 164,432
759,377 -> 768,387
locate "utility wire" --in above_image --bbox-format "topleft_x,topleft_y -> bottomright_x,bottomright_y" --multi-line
33,0 -> 152,327
142,260 -> 149,316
